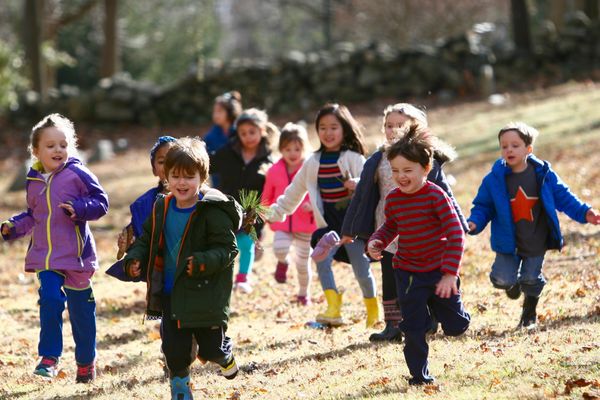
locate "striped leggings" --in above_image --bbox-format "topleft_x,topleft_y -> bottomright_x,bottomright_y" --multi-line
272,230 -> 312,297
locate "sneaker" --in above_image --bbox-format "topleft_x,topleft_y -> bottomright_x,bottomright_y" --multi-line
274,261 -> 288,283
311,231 -> 340,263
34,356 -> 59,378
220,357 -> 239,380
76,362 -> 96,383
235,281 -> 252,294
170,375 -> 193,400
506,284 -> 522,300
296,295 -> 311,306
408,376 -> 435,386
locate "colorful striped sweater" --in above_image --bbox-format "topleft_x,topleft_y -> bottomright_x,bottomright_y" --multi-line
369,182 -> 465,276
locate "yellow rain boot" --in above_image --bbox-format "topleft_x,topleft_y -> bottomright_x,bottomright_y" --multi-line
364,297 -> 381,328
316,289 -> 344,326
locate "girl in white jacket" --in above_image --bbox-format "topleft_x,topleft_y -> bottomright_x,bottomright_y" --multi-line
268,103 -> 380,328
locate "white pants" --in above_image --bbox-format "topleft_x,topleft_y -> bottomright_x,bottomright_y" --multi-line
272,231 -> 312,297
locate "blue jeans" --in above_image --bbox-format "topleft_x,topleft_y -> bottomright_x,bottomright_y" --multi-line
315,238 -> 376,298
38,271 -> 96,364
490,252 -> 546,297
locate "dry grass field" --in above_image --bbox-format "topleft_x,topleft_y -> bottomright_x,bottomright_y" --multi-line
0,82 -> 599,399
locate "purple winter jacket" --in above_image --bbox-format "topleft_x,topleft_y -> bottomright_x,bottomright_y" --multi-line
2,157 -> 109,273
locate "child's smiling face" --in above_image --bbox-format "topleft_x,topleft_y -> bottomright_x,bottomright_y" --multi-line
317,114 -> 344,151
499,130 -> 532,173
152,144 -> 172,182
384,112 -> 411,142
280,140 -> 304,169
33,127 -> 69,173
237,122 -> 263,152
167,167 -> 201,208
390,154 -> 429,194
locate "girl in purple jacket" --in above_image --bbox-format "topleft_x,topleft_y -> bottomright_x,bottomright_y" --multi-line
1,114 -> 109,383
262,123 -> 317,305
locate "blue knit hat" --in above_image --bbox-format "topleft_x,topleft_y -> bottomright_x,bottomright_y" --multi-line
150,135 -> 176,167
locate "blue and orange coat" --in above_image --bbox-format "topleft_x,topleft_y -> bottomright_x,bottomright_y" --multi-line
468,154 -> 591,253
2,157 -> 108,274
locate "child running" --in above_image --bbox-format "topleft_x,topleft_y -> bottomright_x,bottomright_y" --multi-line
367,124 -> 470,385
210,108 -> 276,293
203,91 -> 243,187
468,122 -> 600,328
268,103 -> 380,328
1,114 -> 109,383
262,123 -> 316,305
341,103 -> 468,341
123,137 -> 243,400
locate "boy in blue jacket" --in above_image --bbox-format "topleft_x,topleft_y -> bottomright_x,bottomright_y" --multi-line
468,122 -> 600,329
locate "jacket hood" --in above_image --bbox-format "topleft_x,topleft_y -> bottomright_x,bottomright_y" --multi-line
200,187 -> 243,230
29,156 -> 83,177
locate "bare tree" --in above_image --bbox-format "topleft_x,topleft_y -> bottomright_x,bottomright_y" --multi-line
511,0 -> 532,55
23,0 -> 46,99
101,0 -> 119,78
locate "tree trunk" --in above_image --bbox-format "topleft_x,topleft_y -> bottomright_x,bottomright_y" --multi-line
23,0 -> 46,100
511,0 -> 532,55
101,0 -> 119,78
550,0 -> 568,32
584,0 -> 599,20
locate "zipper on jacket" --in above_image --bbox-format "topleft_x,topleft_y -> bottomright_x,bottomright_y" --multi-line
44,174 -> 56,270
75,225 -> 83,257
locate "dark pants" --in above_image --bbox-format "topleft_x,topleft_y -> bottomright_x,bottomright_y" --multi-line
395,269 -> 470,383
38,271 -> 96,364
161,296 -> 233,378
381,251 -> 396,301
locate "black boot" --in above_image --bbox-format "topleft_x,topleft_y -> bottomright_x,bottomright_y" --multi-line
505,284 -> 522,300
369,321 -> 403,342
518,295 -> 539,329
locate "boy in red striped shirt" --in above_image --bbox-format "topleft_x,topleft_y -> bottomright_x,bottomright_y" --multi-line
368,125 -> 470,385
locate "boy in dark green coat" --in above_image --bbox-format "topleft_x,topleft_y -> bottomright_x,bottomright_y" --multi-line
123,137 -> 243,400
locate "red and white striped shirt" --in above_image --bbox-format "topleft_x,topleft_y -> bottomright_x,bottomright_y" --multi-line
369,182 -> 465,276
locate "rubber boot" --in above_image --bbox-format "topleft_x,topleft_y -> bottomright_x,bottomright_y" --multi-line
170,375 -> 193,400
274,261 -> 288,283
364,297 -> 381,328
369,321 -> 403,342
316,289 -> 343,326
518,295 -> 539,329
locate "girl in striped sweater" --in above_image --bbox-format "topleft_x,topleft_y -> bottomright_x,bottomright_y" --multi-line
367,124 -> 470,386
268,104 -> 380,328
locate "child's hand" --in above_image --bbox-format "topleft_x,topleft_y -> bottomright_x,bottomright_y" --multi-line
467,221 -> 477,232
301,202 -> 313,212
127,260 -> 141,278
339,235 -> 354,245
1,223 -> 10,236
343,179 -> 357,191
586,208 -> 600,225
367,240 -> 384,260
186,256 -> 194,277
435,273 -> 459,299
58,203 -> 77,220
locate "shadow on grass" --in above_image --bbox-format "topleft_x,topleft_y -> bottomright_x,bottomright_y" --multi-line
337,383 -> 410,400
97,328 -> 146,350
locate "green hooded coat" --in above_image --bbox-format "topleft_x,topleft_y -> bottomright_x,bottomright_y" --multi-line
124,188 -> 242,328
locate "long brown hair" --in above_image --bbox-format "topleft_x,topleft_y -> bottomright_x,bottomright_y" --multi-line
314,103 -> 367,155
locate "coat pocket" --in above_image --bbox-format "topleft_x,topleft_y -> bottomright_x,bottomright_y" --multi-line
183,278 -> 223,315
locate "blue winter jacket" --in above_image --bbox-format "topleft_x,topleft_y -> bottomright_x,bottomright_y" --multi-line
129,186 -> 161,239
468,154 -> 590,253
342,150 -> 468,240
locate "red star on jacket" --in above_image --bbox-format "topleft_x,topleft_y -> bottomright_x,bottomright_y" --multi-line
510,186 -> 538,222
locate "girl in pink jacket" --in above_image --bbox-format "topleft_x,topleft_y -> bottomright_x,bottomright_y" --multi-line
262,123 -> 316,305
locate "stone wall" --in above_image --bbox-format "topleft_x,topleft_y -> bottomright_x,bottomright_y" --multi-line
10,16 -> 600,126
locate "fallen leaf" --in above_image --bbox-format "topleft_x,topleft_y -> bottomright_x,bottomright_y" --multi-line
564,378 -> 594,395
147,330 -> 161,341
368,376 -> 390,387
575,288 -> 587,297
227,390 -> 241,400
423,384 -> 441,395
56,370 -> 68,380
